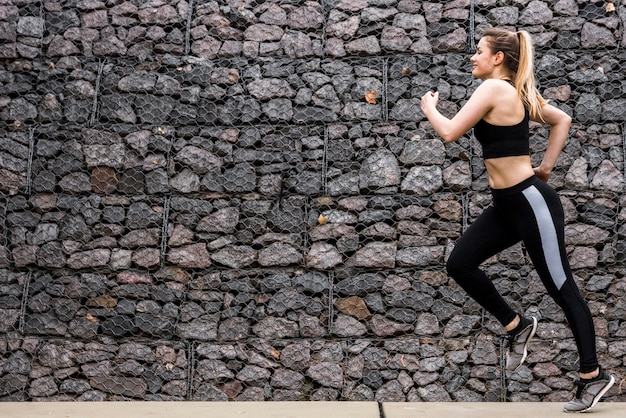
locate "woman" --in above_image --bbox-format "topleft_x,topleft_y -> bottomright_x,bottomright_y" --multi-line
420,28 -> 614,412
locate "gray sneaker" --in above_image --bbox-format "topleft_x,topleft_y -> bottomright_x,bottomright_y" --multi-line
563,368 -> 615,413
505,316 -> 537,371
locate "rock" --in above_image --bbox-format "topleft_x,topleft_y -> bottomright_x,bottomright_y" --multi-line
345,36 -> 381,55
244,24 -> 284,42
307,362 -> 343,388
359,149 -> 401,190
167,243 -> 211,269
581,22 -> 617,48
258,242 -> 302,266
332,314 -> 367,337
306,242 -> 342,270
590,160 -> 624,192
519,1 -> 553,25
401,166 -> 443,195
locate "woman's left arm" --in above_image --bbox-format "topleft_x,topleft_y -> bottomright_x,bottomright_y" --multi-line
532,103 -> 572,182
421,81 -> 495,143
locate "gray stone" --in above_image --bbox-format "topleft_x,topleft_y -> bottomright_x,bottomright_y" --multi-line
66,249 -> 110,269
581,22 -> 617,48
590,160 -> 624,192
197,208 -> 239,234
359,149 -> 401,190
307,362 -> 343,388
565,157 -> 589,189
350,242 -> 396,268
167,243 -> 211,269
280,342 -> 311,371
602,99 -> 626,121
134,95 -> 175,124
487,7 -> 519,25
59,379 -> 91,395
396,245 -> 445,267
252,317 -> 299,339
345,36 -> 381,55
327,15 -> 360,39
263,98 -> 293,122
118,71 -> 157,92
93,36 -> 128,56
401,166 -> 443,195
431,28 -> 467,53
258,242 -> 302,266
244,24 -> 284,42
17,17 -> 45,38
191,37 -> 220,59
81,10 -> 108,29
443,160 -> 471,190
332,314 -> 367,337
217,317 -> 250,341
176,314 -> 219,341
443,314 -> 481,338
399,139 -> 446,165
8,97 -> 37,121
271,369 -> 304,389
554,0 -> 578,16
519,1 -> 553,25
564,224 -> 609,245
288,4 -> 323,29
138,4 -> 181,25
29,376 -> 58,398
282,31 -> 317,58
389,98 -> 422,121
90,375 -> 147,398
375,379 -> 405,402
381,26 -> 412,51
369,314 -> 413,337
248,78 -> 295,100
211,245 -> 256,268
306,242 -> 342,270
415,312 -> 440,335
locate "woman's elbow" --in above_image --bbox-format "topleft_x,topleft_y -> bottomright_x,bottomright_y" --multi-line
562,113 -> 572,128
548,107 -> 572,129
555,114 -> 572,134
440,133 -> 459,143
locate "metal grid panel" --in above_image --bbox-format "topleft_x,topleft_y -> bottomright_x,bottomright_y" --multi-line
0,0 -> 624,403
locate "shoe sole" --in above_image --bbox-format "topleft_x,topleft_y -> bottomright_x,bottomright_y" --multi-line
563,374 -> 615,413
512,317 -> 538,372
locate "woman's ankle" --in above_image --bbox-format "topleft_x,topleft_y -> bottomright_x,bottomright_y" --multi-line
579,367 -> 599,380
504,315 -> 520,333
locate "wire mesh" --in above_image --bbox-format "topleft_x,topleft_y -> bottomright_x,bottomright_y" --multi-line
1,0 -> 625,404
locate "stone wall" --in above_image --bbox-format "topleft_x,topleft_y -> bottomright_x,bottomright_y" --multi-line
1,0 -> 625,403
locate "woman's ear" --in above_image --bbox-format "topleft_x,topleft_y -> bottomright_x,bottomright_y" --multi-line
494,51 -> 505,66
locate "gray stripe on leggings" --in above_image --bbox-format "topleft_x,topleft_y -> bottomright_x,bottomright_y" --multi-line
522,185 -> 567,290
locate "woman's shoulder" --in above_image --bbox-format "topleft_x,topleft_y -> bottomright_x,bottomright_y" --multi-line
470,78 -> 516,105
479,78 -> 515,90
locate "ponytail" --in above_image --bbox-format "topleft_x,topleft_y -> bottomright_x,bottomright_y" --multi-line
515,31 -> 546,120
482,29 -> 547,120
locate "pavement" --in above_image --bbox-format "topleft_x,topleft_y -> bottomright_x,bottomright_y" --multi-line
2,401 -> 626,418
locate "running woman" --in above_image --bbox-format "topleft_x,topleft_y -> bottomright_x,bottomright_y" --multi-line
420,28 -> 614,413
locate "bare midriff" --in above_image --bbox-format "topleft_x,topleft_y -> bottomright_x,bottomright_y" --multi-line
484,155 -> 535,189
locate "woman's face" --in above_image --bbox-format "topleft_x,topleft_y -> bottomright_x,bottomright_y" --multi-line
470,37 -> 496,79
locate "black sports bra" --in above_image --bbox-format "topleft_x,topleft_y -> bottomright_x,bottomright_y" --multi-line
473,109 -> 530,159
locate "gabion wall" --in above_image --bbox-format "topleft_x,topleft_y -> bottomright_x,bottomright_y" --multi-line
1,0 -> 625,403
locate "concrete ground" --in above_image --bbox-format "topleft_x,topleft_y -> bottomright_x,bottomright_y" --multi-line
2,401 -> 626,418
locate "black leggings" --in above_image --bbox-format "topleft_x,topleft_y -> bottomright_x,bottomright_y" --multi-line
446,175 -> 598,373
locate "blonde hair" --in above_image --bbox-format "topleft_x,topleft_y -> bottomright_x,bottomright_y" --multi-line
481,28 -> 547,119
